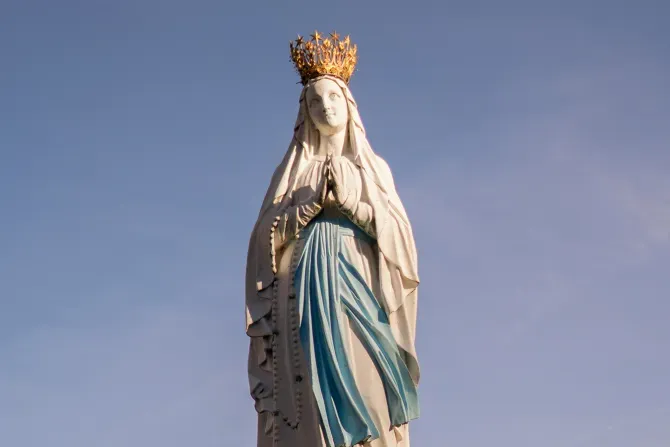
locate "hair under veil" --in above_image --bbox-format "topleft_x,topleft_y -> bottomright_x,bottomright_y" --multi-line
245,75 -> 421,386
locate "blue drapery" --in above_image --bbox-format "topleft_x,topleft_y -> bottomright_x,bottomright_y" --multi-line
295,214 -> 419,447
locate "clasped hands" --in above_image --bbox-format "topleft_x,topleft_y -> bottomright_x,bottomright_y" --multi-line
314,155 -> 352,210
274,157 -> 360,251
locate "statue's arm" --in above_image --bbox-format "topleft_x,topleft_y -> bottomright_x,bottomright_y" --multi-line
272,195 -> 323,251
270,186 -> 327,253
339,194 -> 377,238
331,165 -> 377,238
271,163 -> 329,252
333,156 -> 399,239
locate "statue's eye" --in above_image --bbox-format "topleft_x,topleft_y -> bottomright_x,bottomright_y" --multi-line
329,93 -> 338,100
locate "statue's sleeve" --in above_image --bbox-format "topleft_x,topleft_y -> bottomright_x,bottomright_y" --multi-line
271,197 -> 323,252
340,198 -> 377,237
336,160 -> 387,239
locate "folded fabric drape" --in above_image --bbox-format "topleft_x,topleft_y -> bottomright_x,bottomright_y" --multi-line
297,214 -> 419,447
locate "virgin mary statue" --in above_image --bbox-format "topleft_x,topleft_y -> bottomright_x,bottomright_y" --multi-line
245,31 -> 421,447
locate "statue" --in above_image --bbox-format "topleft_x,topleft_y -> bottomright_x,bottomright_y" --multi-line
245,31 -> 421,447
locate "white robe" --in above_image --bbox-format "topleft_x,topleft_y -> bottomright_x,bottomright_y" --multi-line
245,75 -> 420,447
252,156 -> 411,447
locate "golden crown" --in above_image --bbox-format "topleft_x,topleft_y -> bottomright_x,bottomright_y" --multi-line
289,31 -> 358,85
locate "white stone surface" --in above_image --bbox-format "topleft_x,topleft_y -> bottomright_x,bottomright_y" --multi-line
245,75 -> 420,447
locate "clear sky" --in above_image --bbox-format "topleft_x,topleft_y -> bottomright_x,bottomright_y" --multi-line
1,0 -> 669,446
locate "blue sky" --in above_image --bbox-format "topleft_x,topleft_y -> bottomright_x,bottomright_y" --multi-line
1,0 -> 669,445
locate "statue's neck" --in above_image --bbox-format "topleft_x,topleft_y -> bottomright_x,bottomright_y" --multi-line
315,129 -> 347,158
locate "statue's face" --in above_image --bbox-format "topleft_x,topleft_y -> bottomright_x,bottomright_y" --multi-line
306,78 -> 348,136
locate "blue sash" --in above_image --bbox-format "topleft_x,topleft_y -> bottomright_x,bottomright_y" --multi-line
296,213 -> 419,447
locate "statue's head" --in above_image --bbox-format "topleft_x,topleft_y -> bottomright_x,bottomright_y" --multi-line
290,31 -> 358,138
305,77 -> 349,136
